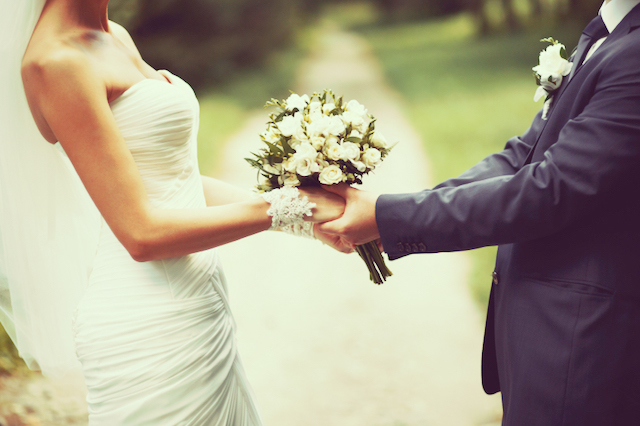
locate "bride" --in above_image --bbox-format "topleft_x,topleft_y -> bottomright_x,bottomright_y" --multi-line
0,0 -> 350,424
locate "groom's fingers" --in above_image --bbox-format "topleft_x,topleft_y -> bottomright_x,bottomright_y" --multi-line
317,218 -> 339,234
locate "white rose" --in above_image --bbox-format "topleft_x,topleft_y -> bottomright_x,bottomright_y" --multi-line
345,99 -> 368,118
326,115 -> 347,136
285,93 -> 310,112
342,142 -> 360,161
296,157 -> 322,176
282,173 -> 301,187
288,138 -> 302,149
362,148 -> 382,169
308,100 -> 322,115
277,115 -> 303,137
307,115 -> 345,137
350,160 -> 367,173
342,110 -> 370,133
293,142 -> 317,158
349,129 -> 363,139
319,165 -> 343,185
288,142 -> 319,176
324,141 -> 346,161
282,157 -> 296,173
532,43 -> 573,101
307,115 -> 330,137
322,103 -> 336,115
309,136 -> 325,150
316,157 -> 330,169
370,131 -> 389,149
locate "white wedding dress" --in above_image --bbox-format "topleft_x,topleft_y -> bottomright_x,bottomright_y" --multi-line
71,70 -> 263,426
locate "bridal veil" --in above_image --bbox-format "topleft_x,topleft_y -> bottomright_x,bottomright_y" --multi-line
0,0 -> 101,377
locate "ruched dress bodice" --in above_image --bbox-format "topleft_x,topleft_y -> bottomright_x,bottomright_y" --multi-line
72,71 -> 262,426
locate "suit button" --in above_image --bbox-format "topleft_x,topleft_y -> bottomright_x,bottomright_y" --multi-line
418,243 -> 426,252
492,271 -> 499,286
411,243 -> 420,252
404,243 -> 413,253
397,242 -> 405,252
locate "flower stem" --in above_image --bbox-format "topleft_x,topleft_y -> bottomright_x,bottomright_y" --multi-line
356,242 -> 392,285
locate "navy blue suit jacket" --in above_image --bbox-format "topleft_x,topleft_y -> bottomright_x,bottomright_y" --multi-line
376,6 -> 640,425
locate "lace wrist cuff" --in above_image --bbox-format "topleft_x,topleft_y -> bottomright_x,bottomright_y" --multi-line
261,186 -> 316,232
280,221 -> 315,239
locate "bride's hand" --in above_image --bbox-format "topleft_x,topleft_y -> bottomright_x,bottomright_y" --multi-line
299,186 -> 345,223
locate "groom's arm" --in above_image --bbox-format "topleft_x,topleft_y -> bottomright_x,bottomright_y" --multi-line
322,45 -> 640,260
376,63 -> 640,259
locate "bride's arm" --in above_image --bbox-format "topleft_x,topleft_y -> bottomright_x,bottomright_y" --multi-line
201,176 -> 255,206
23,53 -> 344,262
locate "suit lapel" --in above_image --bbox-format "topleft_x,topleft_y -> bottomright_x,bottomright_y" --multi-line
523,4 -> 640,166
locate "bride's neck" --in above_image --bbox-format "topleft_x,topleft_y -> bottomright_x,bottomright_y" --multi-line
42,0 -> 110,32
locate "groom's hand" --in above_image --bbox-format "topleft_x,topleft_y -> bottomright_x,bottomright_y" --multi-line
318,184 -> 381,247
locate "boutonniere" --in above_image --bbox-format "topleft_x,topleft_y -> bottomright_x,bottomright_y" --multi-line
532,37 -> 573,120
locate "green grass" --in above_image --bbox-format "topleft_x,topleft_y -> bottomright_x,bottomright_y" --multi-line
358,12 -> 578,307
196,96 -> 246,176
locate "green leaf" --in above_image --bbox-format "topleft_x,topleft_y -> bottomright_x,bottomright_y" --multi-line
245,158 -> 261,168
267,153 -> 284,164
280,136 -> 296,155
540,36 -> 557,45
560,46 -> 568,60
345,136 -> 362,144
264,141 -> 284,155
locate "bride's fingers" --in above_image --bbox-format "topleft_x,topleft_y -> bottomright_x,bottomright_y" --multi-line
300,188 -> 345,222
313,224 -> 355,253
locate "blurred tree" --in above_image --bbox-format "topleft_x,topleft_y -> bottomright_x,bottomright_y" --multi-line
529,0 -> 544,18
466,0 -> 490,35
375,0 -> 468,22
108,0 -> 319,90
501,0 -> 520,32
561,0 -> 603,26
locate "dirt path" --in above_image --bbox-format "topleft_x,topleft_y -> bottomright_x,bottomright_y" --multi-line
216,23 -> 502,426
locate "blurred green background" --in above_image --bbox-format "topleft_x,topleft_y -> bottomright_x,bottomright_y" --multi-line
1,0 -> 603,376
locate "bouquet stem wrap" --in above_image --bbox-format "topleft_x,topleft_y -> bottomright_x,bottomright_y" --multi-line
356,242 -> 392,285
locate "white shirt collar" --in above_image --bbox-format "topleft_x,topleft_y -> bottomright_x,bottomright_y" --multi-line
600,0 -> 640,33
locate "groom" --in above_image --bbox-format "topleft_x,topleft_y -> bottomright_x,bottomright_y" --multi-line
319,0 -> 640,424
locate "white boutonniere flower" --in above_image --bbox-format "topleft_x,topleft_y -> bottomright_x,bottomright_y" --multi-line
532,37 -> 573,119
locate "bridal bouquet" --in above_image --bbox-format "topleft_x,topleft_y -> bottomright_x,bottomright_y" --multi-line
246,89 -> 394,284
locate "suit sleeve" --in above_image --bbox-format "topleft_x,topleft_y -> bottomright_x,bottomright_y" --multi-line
377,47 -> 640,260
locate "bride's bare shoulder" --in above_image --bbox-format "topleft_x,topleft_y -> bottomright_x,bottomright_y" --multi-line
109,21 -> 141,57
21,43 -> 101,143
22,43 -> 96,97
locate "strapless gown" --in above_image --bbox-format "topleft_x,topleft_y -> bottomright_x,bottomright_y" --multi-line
71,70 -> 263,426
